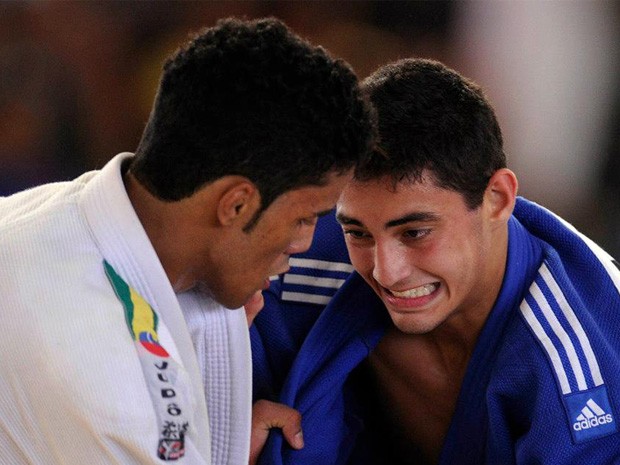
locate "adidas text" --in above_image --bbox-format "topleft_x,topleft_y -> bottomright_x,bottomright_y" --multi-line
573,414 -> 613,431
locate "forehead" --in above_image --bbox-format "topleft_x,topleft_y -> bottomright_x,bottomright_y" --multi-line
337,174 -> 467,222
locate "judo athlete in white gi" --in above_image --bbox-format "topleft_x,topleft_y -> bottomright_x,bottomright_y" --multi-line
251,59 -> 620,465
0,17 -> 374,465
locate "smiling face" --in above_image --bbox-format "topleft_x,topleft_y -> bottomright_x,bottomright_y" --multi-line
337,171 -> 510,335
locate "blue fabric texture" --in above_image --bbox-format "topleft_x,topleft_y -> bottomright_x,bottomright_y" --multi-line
252,198 -> 620,464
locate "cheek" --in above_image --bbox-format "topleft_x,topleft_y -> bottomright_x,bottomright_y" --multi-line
262,223 -> 298,250
347,246 -> 374,274
428,238 -> 478,286
254,238 -> 292,269
403,239 -> 458,282
250,225 -> 289,253
246,248 -> 278,272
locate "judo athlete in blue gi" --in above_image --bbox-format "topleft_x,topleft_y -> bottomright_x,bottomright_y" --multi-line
250,58 -> 620,465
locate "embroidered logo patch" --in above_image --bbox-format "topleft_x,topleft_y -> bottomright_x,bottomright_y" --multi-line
104,260 -> 191,461
139,330 -> 170,358
564,385 -> 617,443
158,420 -> 189,460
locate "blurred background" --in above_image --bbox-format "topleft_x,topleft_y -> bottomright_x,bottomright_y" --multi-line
1,1 -> 619,257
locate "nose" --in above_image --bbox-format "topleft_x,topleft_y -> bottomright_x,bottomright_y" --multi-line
285,223 -> 316,255
372,240 -> 411,289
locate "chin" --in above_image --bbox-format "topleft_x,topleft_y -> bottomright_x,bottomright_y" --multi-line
220,294 -> 247,310
390,312 -> 438,335
196,283 -> 243,309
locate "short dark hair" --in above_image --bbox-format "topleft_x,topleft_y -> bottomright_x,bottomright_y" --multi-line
130,17 -> 374,223
359,58 -> 506,209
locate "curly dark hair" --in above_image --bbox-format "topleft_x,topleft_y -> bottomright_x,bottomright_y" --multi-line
130,16 -> 374,223
359,58 -> 506,209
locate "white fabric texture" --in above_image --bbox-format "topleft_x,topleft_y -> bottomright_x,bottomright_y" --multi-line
0,153 -> 251,464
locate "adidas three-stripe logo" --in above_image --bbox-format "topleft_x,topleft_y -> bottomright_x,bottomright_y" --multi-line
520,253 -> 618,442
574,398 -> 613,432
577,398 -> 606,421
520,262 -> 603,395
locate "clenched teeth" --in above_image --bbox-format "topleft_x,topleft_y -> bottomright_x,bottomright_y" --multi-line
390,283 -> 437,298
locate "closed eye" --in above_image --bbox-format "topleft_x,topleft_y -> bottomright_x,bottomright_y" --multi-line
298,216 -> 318,227
299,209 -> 333,227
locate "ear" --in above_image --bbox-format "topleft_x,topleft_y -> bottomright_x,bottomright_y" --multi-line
483,168 -> 518,222
216,180 -> 260,227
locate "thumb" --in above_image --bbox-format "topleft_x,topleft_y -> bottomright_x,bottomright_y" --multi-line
249,400 -> 303,465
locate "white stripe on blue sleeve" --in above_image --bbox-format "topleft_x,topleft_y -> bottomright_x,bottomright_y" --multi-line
539,264 -> 603,387
520,299 -> 572,394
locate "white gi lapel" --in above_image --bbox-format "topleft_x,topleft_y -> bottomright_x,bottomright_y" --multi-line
105,260 -> 192,460
78,153 -> 212,461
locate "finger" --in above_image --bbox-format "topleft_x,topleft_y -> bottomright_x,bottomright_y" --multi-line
249,400 -> 304,464
281,420 -> 304,450
249,399 -> 278,465
260,401 -> 303,450
248,423 -> 269,465
244,290 -> 265,326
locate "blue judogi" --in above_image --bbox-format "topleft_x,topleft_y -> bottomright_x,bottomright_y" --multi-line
252,198 -> 620,464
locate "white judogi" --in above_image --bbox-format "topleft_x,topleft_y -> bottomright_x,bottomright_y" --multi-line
0,153 -> 251,465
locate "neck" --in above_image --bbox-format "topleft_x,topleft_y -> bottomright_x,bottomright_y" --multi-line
123,172 -> 195,292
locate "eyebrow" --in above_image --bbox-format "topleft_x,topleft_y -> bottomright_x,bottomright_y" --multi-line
385,212 -> 439,228
336,211 -> 439,230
